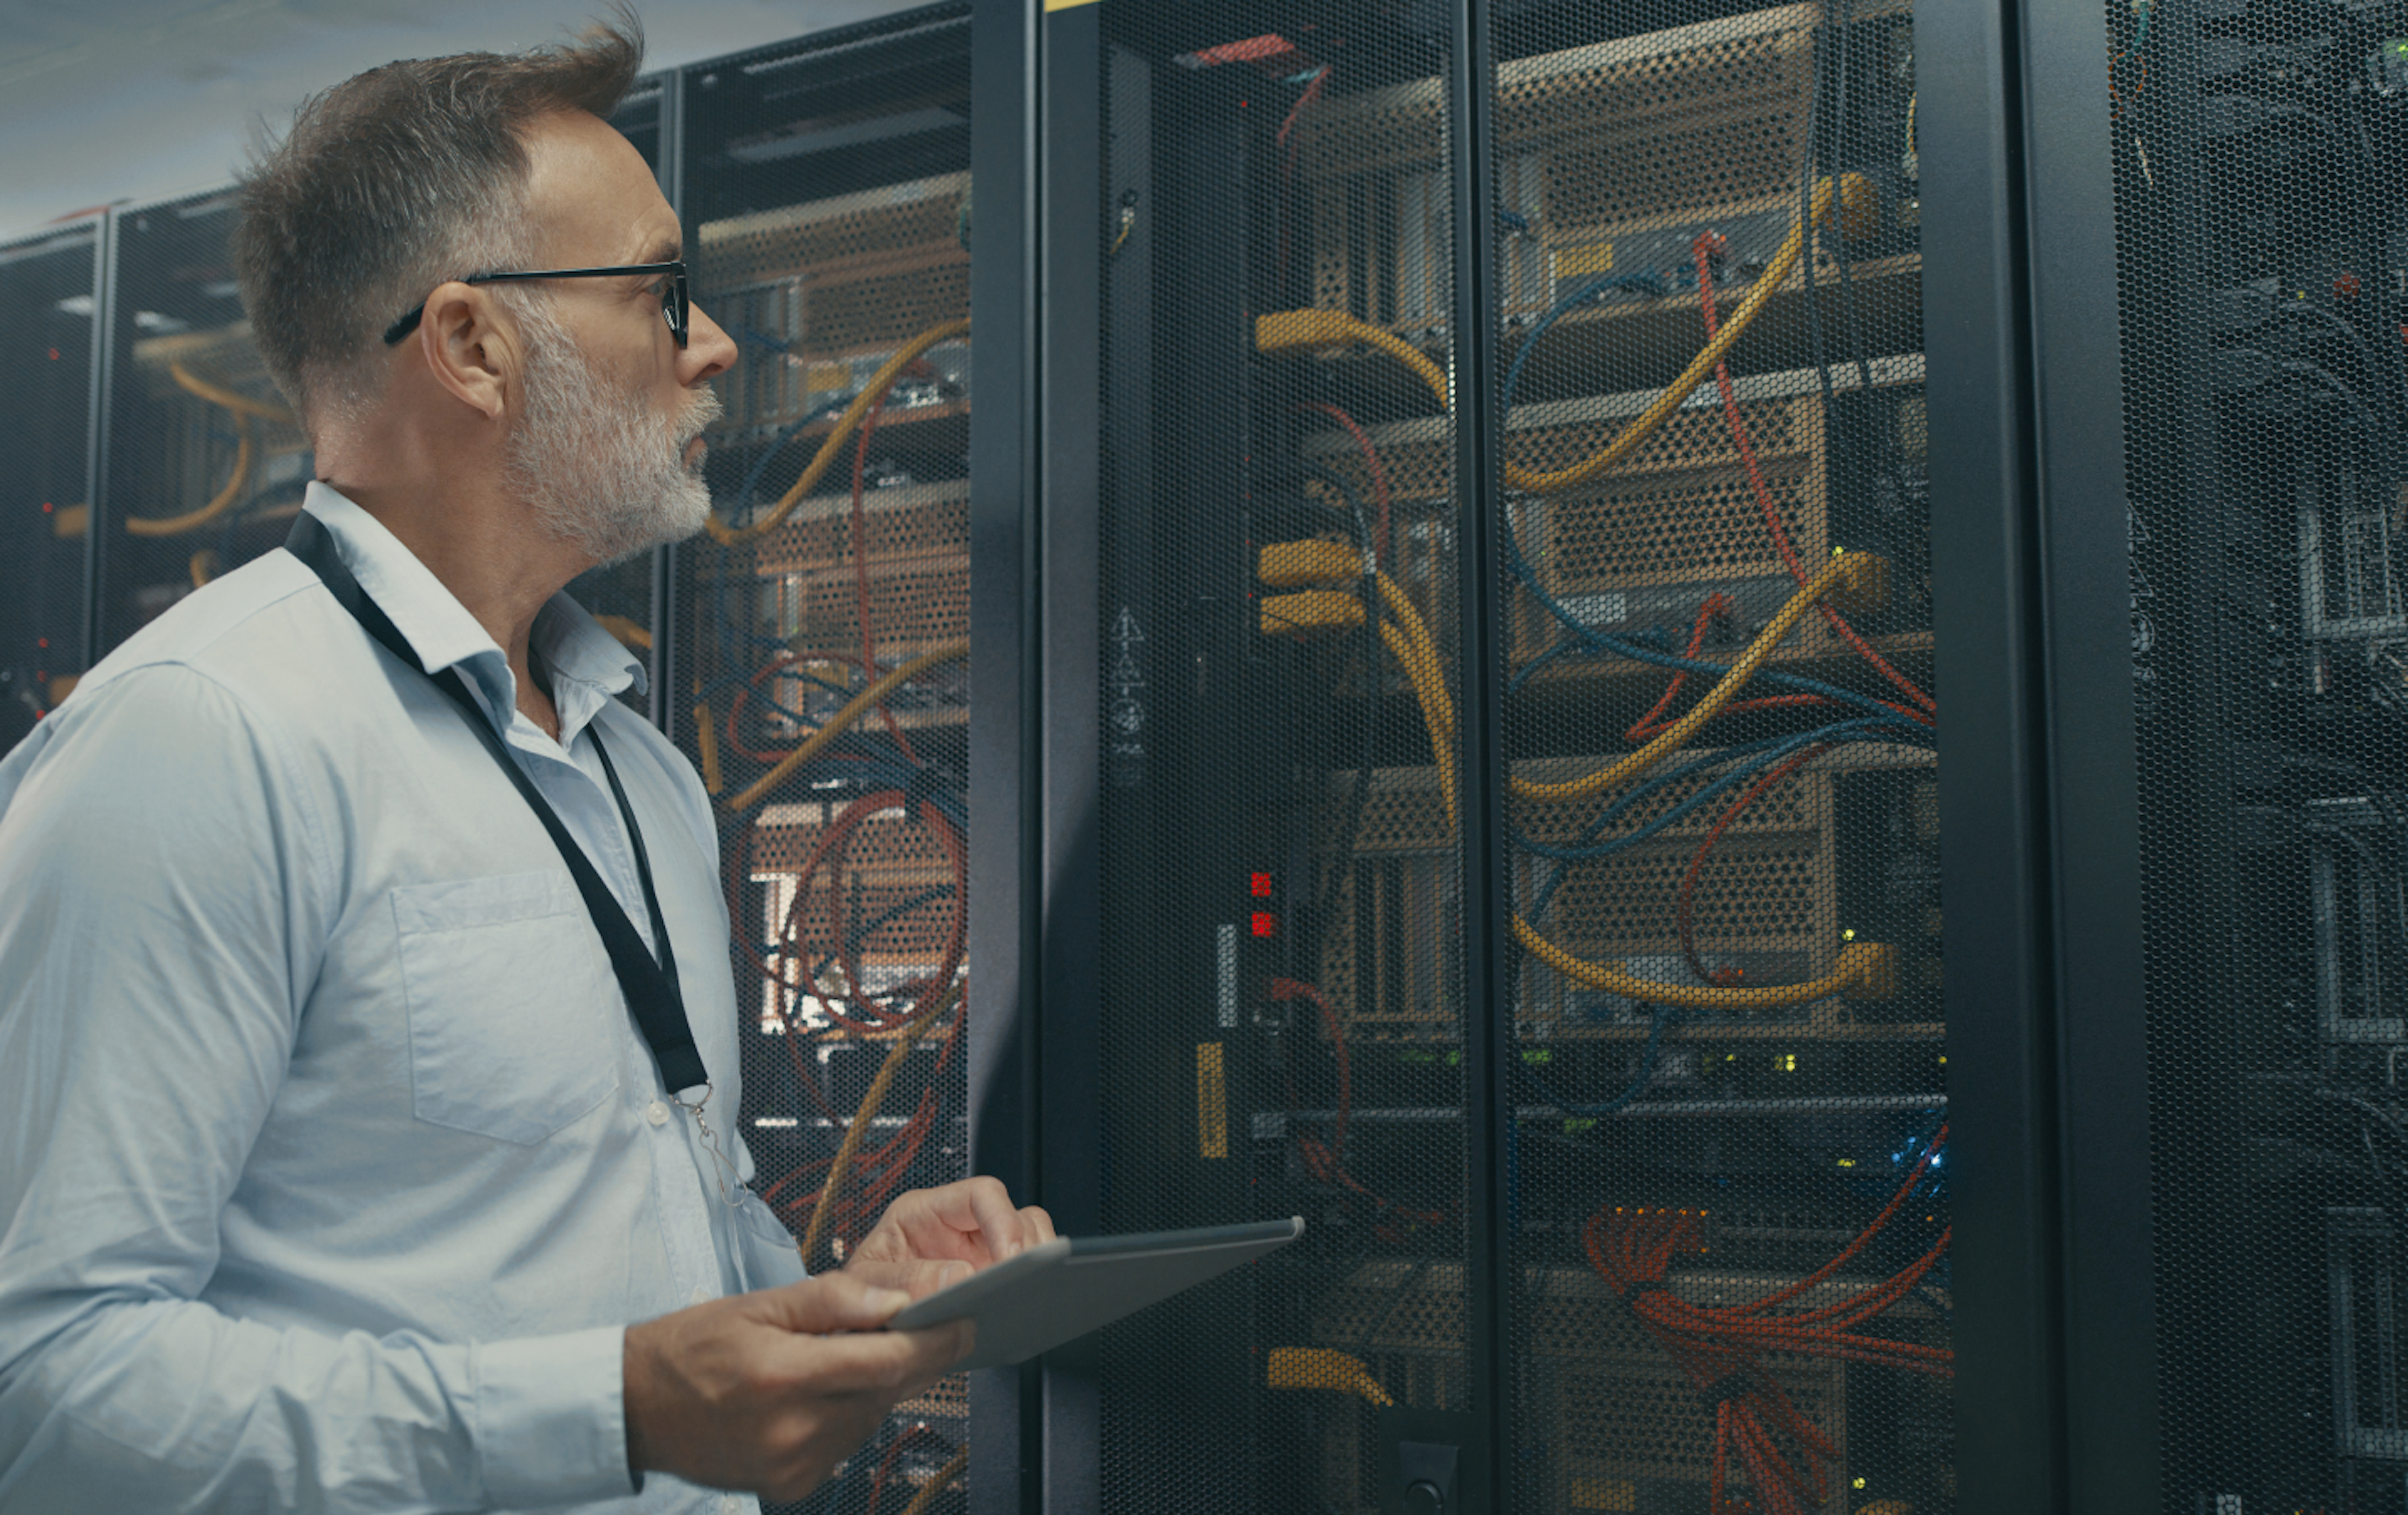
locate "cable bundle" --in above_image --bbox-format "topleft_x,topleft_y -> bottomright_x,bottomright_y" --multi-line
1583,1130 -> 1953,1514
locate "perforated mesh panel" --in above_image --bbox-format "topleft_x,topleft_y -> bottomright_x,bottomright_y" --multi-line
0,221 -> 100,756
2111,0 -> 2408,1504
675,14 -> 974,1515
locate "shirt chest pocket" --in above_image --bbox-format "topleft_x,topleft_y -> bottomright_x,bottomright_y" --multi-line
393,872 -> 623,1146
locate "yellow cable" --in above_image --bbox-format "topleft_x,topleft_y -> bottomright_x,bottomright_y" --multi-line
704,319 -> 971,547
727,641 -> 969,811
800,983 -> 958,1269
694,702 -> 725,796
128,417 -> 253,537
128,363 -> 298,538
1382,620 -> 1459,831
1511,554 -> 1868,805
898,1449 -> 968,1515
592,613 -> 654,651
188,550 -> 220,589
1257,309 -> 1454,410
167,361 -> 293,425
1267,1347 -> 1395,1407
1257,177 -> 1864,497
1369,556 -> 1893,1010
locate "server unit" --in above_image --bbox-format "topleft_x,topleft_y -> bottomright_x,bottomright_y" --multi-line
673,12 -> 978,1514
0,218 -> 102,750
1024,0 -> 1956,1508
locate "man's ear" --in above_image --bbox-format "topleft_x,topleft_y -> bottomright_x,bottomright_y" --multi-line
412,282 -> 516,421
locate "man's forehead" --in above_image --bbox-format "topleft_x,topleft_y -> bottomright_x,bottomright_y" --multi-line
520,110 -> 677,256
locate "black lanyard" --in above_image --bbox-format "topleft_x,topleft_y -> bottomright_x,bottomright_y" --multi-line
286,512 -> 709,1095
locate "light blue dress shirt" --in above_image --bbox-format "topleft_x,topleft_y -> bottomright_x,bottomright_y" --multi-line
0,484 -> 808,1513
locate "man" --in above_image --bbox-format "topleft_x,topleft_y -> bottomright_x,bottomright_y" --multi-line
0,17 -> 1045,1512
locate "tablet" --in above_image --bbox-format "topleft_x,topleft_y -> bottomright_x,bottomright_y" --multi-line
887,1217 -> 1304,1370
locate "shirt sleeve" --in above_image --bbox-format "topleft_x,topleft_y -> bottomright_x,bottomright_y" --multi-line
0,666 -> 636,1513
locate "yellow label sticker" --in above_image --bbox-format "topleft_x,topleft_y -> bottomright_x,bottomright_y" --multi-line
1045,0 -> 1101,13
1197,1042 -> 1228,1159
1553,243 -> 1615,282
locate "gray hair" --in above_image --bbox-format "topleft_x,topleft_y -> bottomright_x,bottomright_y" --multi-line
230,10 -> 645,425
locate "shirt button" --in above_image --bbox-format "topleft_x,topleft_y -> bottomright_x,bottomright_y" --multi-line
645,1101 -> 670,1127
689,1285 -> 712,1306
717,1497 -> 741,1515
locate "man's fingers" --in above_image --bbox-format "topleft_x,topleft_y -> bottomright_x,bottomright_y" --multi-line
757,1321 -> 972,1396
1019,1205 -> 1057,1248
750,1274 -> 913,1336
909,1259 -> 973,1300
958,1178 -> 1030,1261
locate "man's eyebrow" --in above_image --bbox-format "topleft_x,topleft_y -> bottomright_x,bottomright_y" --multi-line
636,235 -> 682,264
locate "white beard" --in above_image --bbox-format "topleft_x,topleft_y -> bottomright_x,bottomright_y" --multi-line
504,300 -> 722,566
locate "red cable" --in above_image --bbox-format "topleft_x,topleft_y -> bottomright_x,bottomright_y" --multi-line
1583,1130 -> 1953,1511
725,650 -> 887,764
1691,233 -> 1936,718
1624,594 -> 1853,742
1300,401 -> 1393,569
1275,66 -> 1331,288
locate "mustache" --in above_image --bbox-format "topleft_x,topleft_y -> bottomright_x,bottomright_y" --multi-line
677,385 -> 724,445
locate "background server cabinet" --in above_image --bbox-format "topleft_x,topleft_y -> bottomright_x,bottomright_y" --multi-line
92,189 -> 307,653
0,218 -> 103,750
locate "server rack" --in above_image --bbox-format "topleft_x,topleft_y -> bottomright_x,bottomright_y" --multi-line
0,218 -> 104,750
998,0 -> 2145,1509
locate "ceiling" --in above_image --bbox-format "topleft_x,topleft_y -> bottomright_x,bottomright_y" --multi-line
0,0 -> 924,243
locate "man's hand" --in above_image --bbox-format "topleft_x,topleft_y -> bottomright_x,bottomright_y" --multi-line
844,1176 -> 1057,1297
623,1272 -> 973,1500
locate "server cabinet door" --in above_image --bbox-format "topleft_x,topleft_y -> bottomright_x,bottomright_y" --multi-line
1065,9 -> 1481,1515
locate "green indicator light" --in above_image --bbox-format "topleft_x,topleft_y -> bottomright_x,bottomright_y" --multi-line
1521,1047 -> 1553,1065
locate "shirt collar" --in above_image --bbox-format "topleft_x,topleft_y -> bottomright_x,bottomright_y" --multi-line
298,483 -> 647,741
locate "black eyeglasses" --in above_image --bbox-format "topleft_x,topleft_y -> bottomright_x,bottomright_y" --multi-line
383,260 -> 689,347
